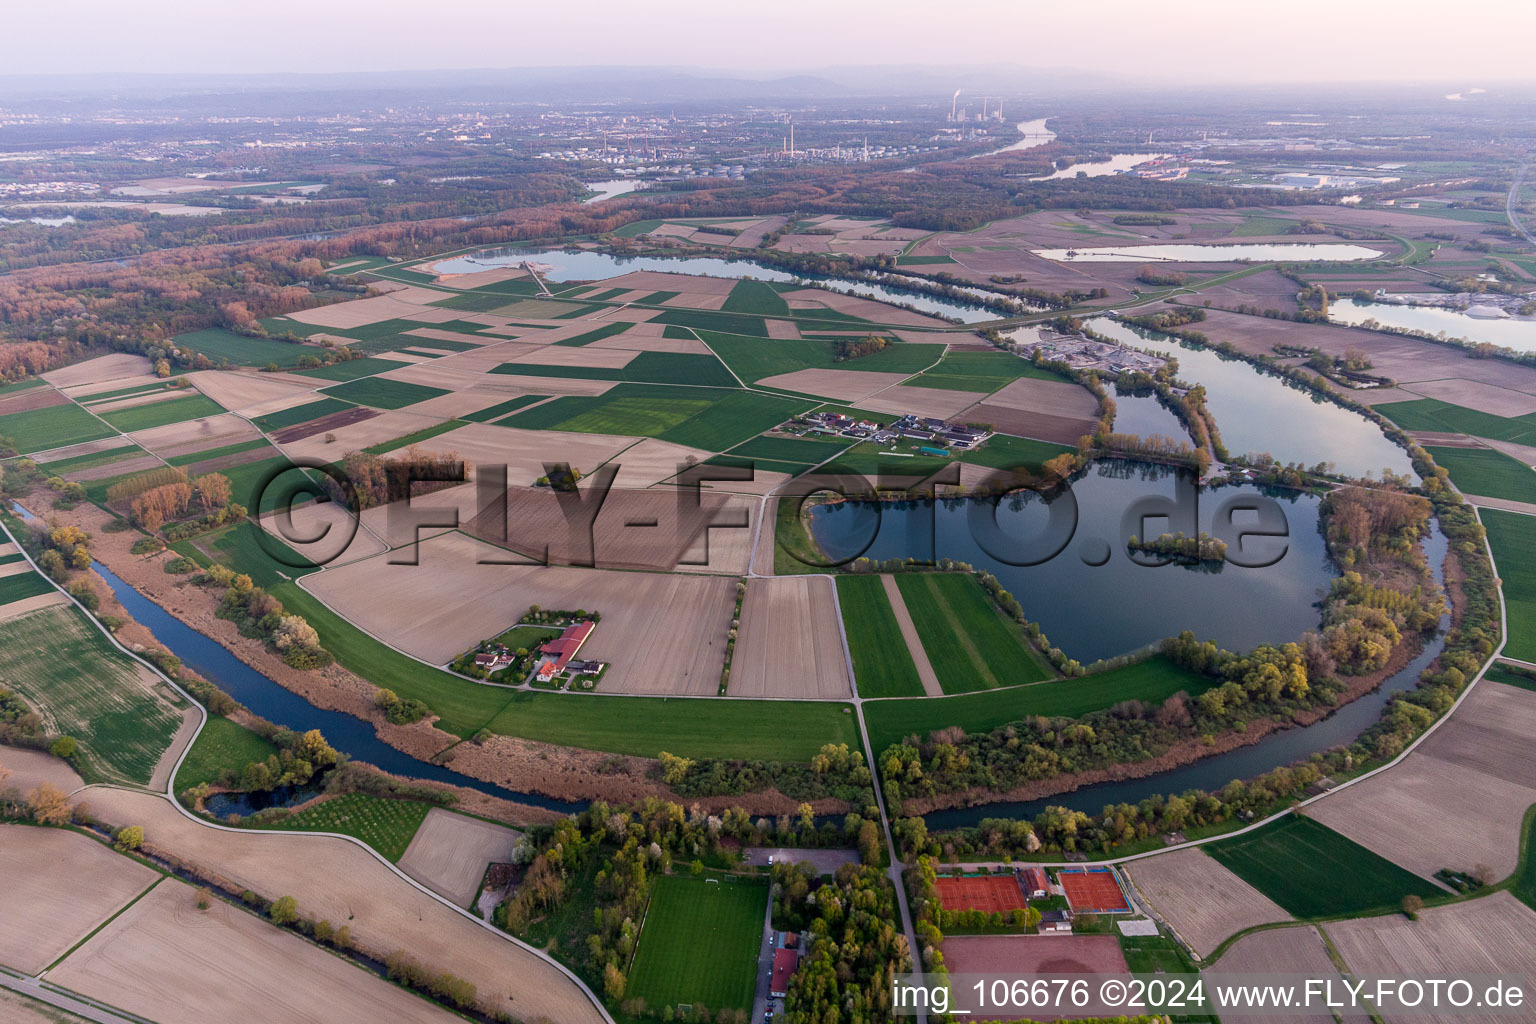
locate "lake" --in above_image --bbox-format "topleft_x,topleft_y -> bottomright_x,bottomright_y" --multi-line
971,117 -> 1057,159
582,179 -> 646,204
925,527 -> 1448,828
807,460 -> 1334,664
1032,243 -> 1384,263
1329,297 -> 1536,354
431,247 -> 1002,323
1112,391 -> 1190,441
1093,319 -> 1415,479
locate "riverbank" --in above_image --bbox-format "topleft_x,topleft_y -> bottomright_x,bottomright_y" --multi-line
38,499 -> 849,818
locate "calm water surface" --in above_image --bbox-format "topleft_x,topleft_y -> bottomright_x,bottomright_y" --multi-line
1329,297 -> 1536,354
1093,319 -> 1414,479
808,461 -> 1333,664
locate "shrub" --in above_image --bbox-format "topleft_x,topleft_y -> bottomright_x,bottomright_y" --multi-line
49,736 -> 77,759
114,825 -> 144,852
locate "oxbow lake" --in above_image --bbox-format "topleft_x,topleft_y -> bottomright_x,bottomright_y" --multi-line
807,460 -> 1335,664
1329,297 -> 1536,354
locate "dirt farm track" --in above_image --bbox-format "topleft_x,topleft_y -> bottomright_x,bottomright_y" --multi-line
79,786 -> 606,1024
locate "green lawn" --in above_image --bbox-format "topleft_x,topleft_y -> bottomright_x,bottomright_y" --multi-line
628,874 -> 768,1013
836,575 -> 926,697
1482,509 -> 1536,661
894,573 -> 1052,694
97,394 -> 225,433
0,402 -> 116,454
1375,398 -> 1536,444
173,715 -> 280,792
251,792 -> 430,862
962,434 -> 1075,472
271,582 -> 859,758
320,377 -> 450,410
863,657 -> 1210,754
1426,446 -> 1536,503
0,603 -> 184,785
293,357 -> 410,381
1204,814 -> 1442,918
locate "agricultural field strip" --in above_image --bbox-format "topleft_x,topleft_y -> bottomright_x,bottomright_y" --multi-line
0,516 -> 614,1023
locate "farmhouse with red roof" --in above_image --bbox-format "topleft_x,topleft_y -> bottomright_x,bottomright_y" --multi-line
535,620 -> 594,682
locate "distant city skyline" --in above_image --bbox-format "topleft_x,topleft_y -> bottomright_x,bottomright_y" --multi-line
9,0 -> 1536,85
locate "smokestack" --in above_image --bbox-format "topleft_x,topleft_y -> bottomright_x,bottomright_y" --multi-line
789,122 -> 794,153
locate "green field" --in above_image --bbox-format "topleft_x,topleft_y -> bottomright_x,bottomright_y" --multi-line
0,603 -> 184,785
492,351 -> 738,388
270,582 -> 858,758
173,715 -> 280,792
906,350 -> 1063,392
97,393 -> 225,433
293,357 -> 410,381
1486,662 -> 1536,693
658,390 -> 815,450
962,434 -> 1075,472
0,402 -> 116,454
463,395 -> 550,422
627,874 -> 768,1013
1204,814 -> 1442,918
721,279 -> 791,316
1375,398 -> 1536,444
557,394 -> 714,436
363,420 -> 465,455
894,573 -> 1052,694
251,792 -> 430,862
836,575 -> 926,697
1482,509 -> 1536,662
167,438 -> 271,468
320,377 -> 450,410
0,570 -> 55,606
554,322 -> 634,347
702,330 -> 943,384
31,444 -> 146,476
253,397 -> 354,432
726,434 -> 854,464
653,308 -> 769,338
174,328 -> 321,368
78,382 -> 176,405
1427,446 -> 1536,503
863,656 -> 1210,753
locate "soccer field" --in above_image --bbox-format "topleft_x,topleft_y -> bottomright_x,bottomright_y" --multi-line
627,874 -> 768,1013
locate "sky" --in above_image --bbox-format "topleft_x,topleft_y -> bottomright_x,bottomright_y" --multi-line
9,0 -> 1536,84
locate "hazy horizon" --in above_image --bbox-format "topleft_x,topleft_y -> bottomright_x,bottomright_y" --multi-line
9,0 -> 1535,85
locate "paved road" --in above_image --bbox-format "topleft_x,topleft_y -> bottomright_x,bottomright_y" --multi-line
1507,160 -> 1536,248
749,891 -> 776,1023
0,973 -> 151,1024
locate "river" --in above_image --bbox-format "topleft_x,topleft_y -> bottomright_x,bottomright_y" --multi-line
428,247 -> 1005,323
83,553 -> 586,815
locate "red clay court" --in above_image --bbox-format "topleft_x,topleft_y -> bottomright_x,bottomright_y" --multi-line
934,874 -> 1026,913
1059,868 -> 1130,913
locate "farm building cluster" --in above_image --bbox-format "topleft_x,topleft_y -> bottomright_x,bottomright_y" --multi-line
795,410 -> 993,451
468,619 -> 604,686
